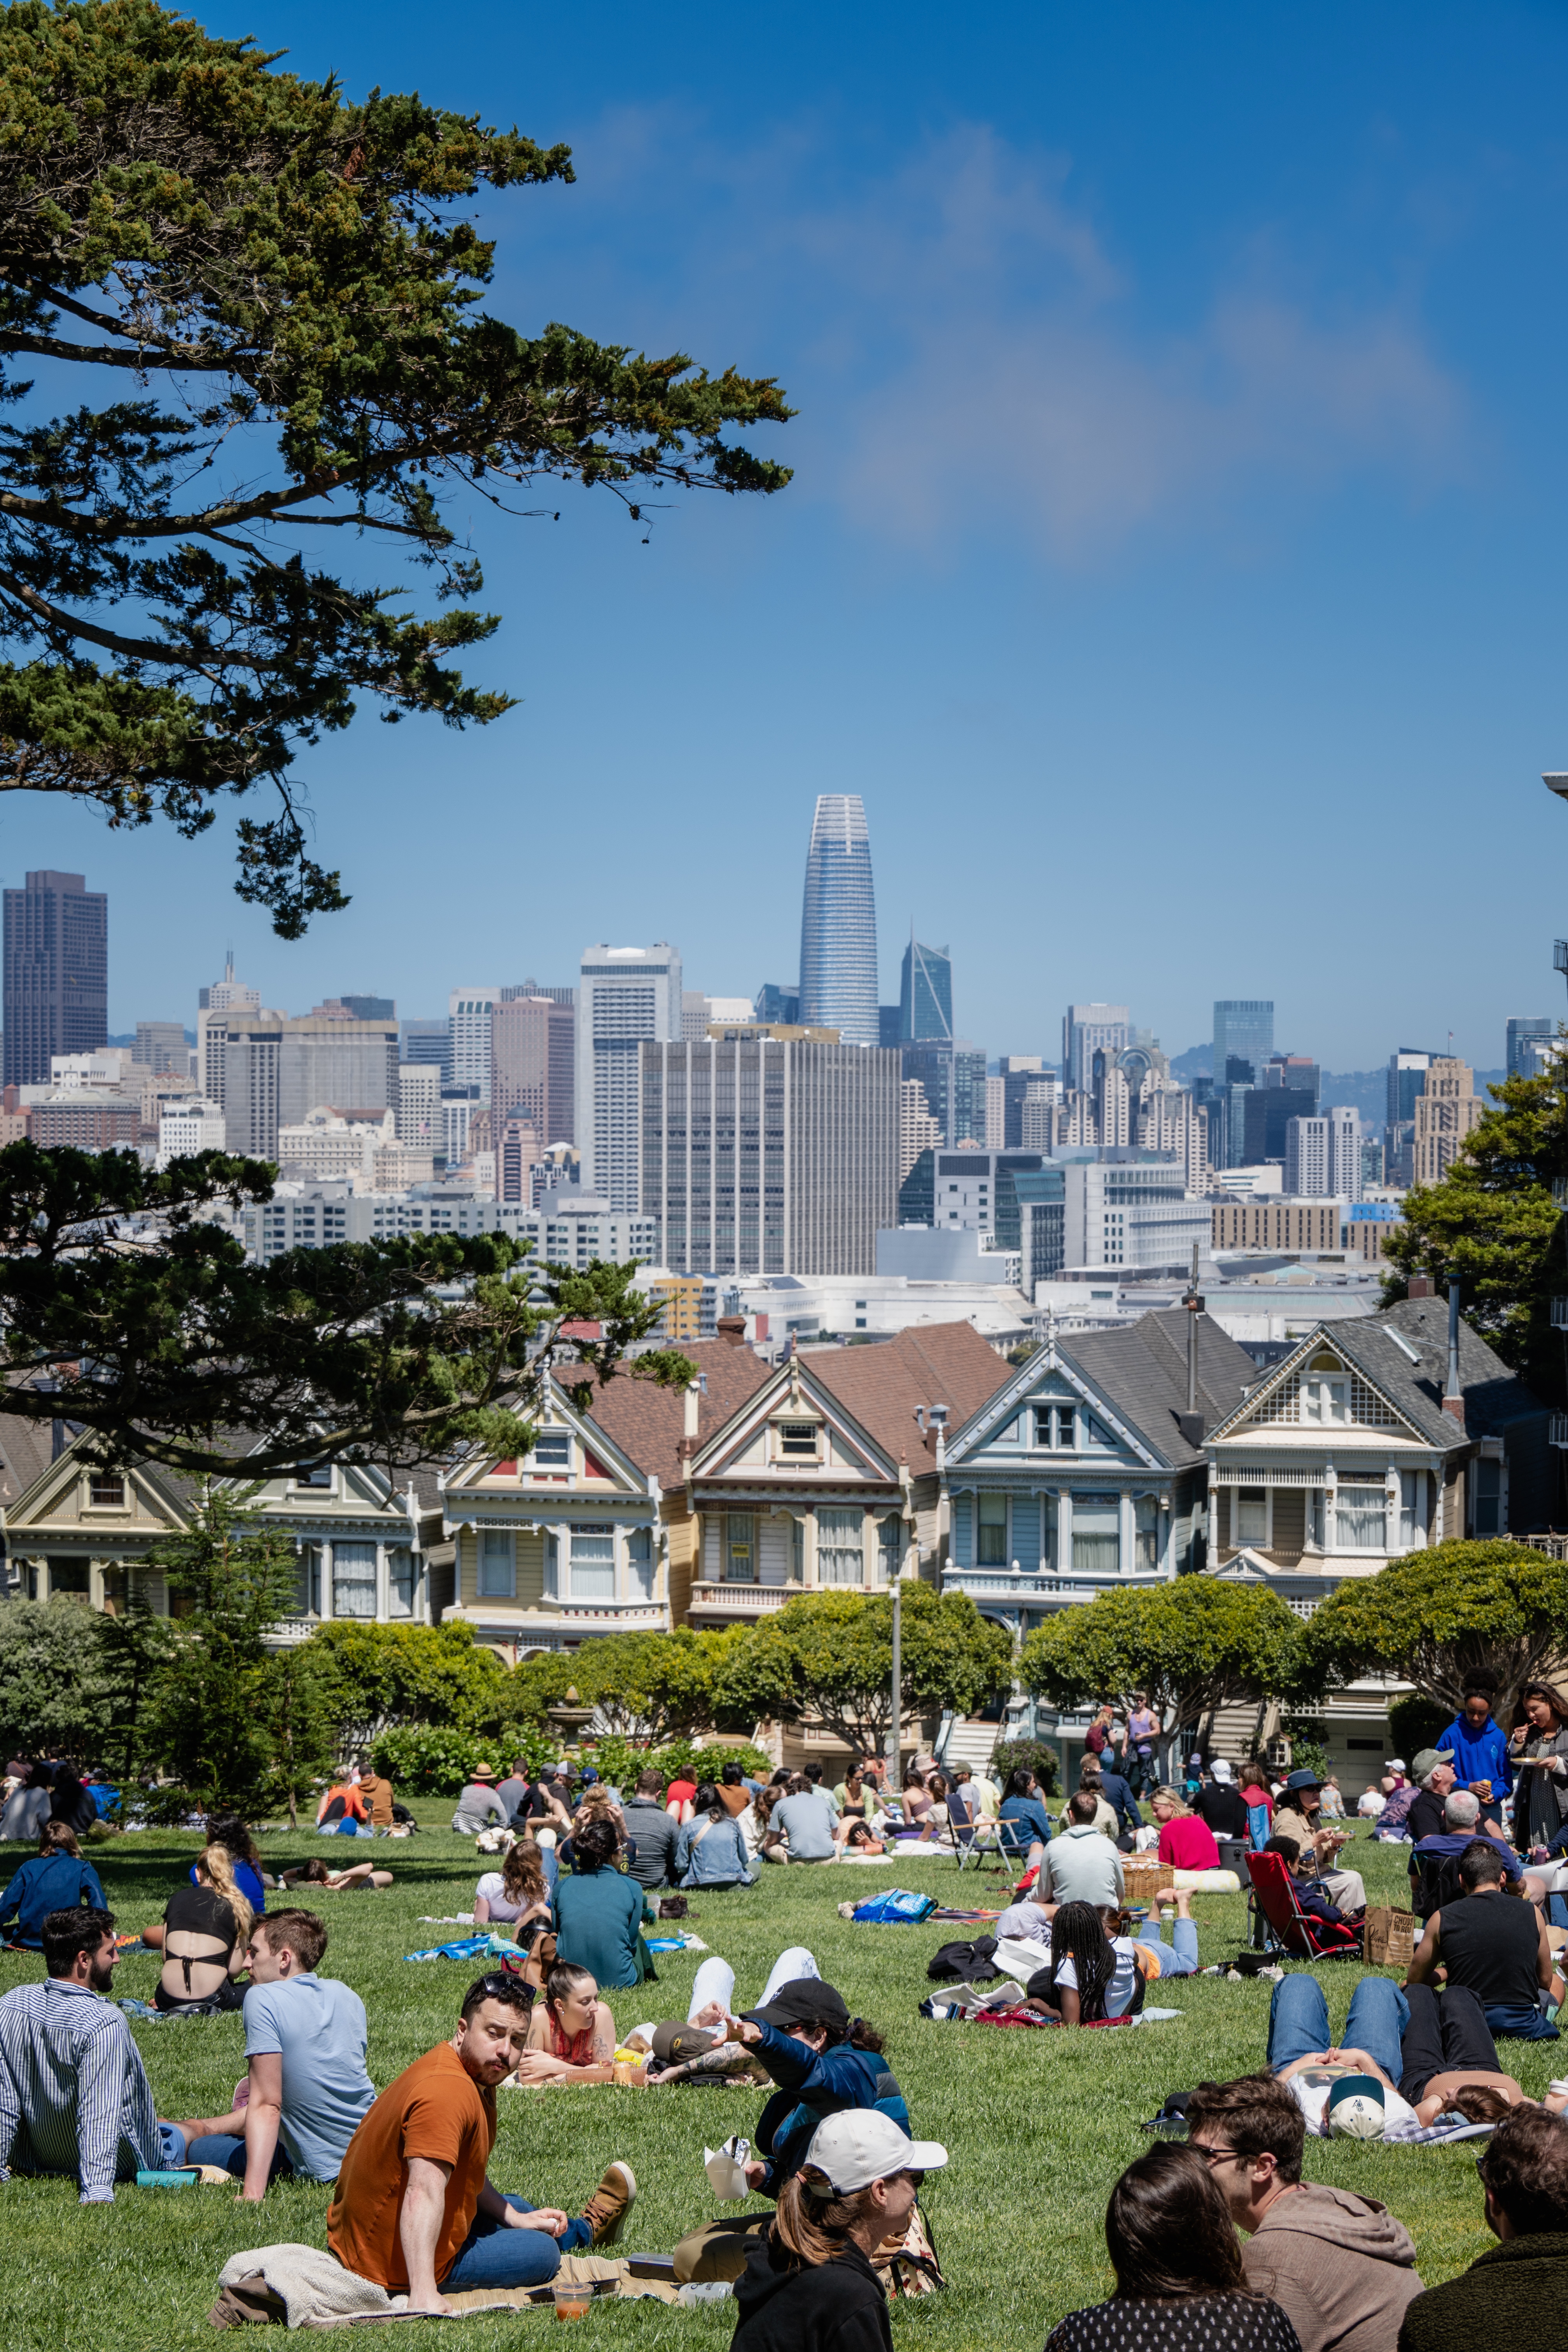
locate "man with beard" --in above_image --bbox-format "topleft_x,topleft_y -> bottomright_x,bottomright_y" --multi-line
0,1906 -> 187,2200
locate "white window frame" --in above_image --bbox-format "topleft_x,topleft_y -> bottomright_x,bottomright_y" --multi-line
816,1506 -> 864,1586
1233,1486 -> 1272,1548
724,1512 -> 756,1584
387,1544 -> 416,1618
976,1491 -> 1009,1567
569,1522 -> 616,1601
773,1419 -> 822,1464
627,1525 -> 655,1600
1334,1475 -> 1388,1553
332,1540 -> 378,1619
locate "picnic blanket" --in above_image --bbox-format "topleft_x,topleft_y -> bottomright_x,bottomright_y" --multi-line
210,2246 -> 678,2327
402,1930 -> 525,1964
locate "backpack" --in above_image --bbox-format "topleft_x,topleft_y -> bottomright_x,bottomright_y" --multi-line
926,1934 -> 999,1981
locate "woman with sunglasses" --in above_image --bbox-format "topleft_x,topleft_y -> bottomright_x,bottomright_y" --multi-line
729,2109 -> 947,2352
1045,2143 -> 1301,2352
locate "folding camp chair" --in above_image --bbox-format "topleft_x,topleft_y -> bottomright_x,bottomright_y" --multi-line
1245,1850 -> 1361,1961
947,1794 -> 1007,1873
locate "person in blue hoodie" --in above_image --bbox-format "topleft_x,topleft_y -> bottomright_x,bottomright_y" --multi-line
0,1822 -> 105,1950
1438,1677 -> 1515,1808
670,1975 -> 910,2283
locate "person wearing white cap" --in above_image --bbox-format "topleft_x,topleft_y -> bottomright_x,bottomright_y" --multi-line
1192,1758 -> 1248,1843
728,2110 -> 947,2352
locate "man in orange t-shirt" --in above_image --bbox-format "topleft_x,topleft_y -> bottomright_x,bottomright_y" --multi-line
327,1974 -> 635,2314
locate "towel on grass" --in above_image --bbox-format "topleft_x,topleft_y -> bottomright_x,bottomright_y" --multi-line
213,2244 -> 398,2327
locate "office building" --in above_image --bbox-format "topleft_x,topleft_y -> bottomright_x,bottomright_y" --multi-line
156,1097 -> 226,1167
1014,1166 -> 1068,1288
1060,1159 -> 1211,1272
399,1018 -> 451,1087
1384,1048 -> 1433,1186
333,995 -> 395,1021
26,1096 -> 138,1150
578,943 -> 683,1209
276,1107 -> 396,1183
1507,1017 -> 1554,1080
1211,1200 -> 1342,1253
641,1033 -> 898,1277
1265,1053 -> 1320,1104
492,993 -> 575,1146
197,960 -> 265,1113
441,1087 -> 482,1169
3,870 -> 108,1088
499,1115 -> 542,1205
901,1037 -> 987,1146
1062,1003 -> 1129,1094
899,933 -> 953,1042
798,794 -> 878,1047
874,1225 -> 1022,1285
133,1020 -> 189,1074
900,1076 -> 942,1182
1284,1106 -> 1359,1198
1213,1000 -> 1274,1083
754,983 -> 800,1027
1413,1057 -> 1482,1185
395,1062 -> 439,1151
221,1013 -> 400,1159
921,1148 -> 1048,1253
1242,1084 -> 1317,1166
448,989 -> 499,1100
998,1056 -> 1046,1146
682,992 -> 754,1039
984,1073 -> 1006,1148
1018,1080 -> 1061,1152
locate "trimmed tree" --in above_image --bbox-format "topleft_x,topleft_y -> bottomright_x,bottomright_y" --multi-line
304,1619 -> 512,1749
751,1586 -> 1016,1759
144,1488 -> 301,1808
1019,1578 -> 1309,1752
1300,1539 -> 1568,1720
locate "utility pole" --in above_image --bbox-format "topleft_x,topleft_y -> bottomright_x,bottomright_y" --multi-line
886,1571 -> 902,1783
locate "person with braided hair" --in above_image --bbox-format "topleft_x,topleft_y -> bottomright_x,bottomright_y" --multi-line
1022,1900 -> 1144,2026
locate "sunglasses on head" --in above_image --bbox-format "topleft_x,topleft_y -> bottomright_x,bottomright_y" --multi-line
471,1969 -> 534,2004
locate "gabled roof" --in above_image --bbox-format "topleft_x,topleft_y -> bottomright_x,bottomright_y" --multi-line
0,1412 -> 56,1514
443,1372 -> 652,1500
1372,1296 -> 1547,1441
688,1353 -> 900,1484
808,1322 -> 1013,1470
1056,1312 -> 1255,1470
575,1338 -> 774,1489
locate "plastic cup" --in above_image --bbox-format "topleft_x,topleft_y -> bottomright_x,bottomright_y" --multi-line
553,2284 -> 593,2321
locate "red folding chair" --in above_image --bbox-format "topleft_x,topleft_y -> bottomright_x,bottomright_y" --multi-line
1245,1851 -> 1361,1961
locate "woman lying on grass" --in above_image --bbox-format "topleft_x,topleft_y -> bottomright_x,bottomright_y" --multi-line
508,1960 -> 621,2085
278,1857 -> 394,1893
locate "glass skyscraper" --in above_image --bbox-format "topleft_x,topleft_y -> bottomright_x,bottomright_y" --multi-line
899,933 -> 953,1042
1212,999 -> 1274,1083
798,794 -> 878,1048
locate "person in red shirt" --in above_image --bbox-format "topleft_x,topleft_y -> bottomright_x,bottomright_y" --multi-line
327,1973 -> 634,2312
1151,1787 -> 1222,1874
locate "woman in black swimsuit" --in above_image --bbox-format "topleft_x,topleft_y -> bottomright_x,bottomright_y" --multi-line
154,1843 -> 252,2012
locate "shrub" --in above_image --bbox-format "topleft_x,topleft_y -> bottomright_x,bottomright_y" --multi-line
369,1726 -> 497,1796
989,1737 -> 1061,1797
569,1733 -> 772,1794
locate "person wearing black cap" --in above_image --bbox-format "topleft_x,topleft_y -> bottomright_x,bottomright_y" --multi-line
1272,1770 -> 1365,1915
671,1975 -> 911,2284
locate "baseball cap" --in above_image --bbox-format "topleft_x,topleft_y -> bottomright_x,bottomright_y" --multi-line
1283,1768 -> 1322,1792
1210,1759 -> 1234,1783
1386,1758 -> 1407,1773
803,2111 -> 948,2196
651,2020 -> 718,2065
579,1767 -> 600,1786
747,1978 -> 850,2035
1410,1746 -> 1455,1780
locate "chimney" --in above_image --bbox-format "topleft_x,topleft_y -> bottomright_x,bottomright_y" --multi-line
682,1380 -> 701,1445
1407,1275 -> 1435,1299
1442,1278 -> 1465,1424
716,1315 -> 747,1348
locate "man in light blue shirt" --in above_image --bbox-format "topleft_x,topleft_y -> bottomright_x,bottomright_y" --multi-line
177,1910 -> 374,2196
762,1783 -> 838,1864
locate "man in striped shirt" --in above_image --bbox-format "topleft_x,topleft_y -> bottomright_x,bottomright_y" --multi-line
0,1906 -> 183,2202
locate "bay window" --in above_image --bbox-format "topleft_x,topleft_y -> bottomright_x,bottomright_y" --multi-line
817,1508 -> 864,1586
1072,1493 -> 1120,1577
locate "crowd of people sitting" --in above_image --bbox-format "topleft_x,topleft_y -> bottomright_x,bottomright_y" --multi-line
5,1690 -> 1568,2342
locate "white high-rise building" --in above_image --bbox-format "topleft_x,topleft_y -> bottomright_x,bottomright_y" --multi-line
577,944 -> 683,1209
1284,1106 -> 1360,1199
1062,1003 -> 1129,1094
448,989 -> 499,1101
196,955 -> 263,1111
157,1097 -> 226,1168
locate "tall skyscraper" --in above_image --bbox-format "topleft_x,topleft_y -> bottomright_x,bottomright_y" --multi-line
899,933 -> 953,1042
1061,1003 -> 1128,1094
1213,1000 -> 1274,1081
578,943 -> 682,1208
642,1033 -> 898,1275
1507,1017 -> 1554,1079
1285,1107 -> 1358,1197
3,870 -> 108,1088
753,982 -> 800,1026
448,989 -> 499,1100
1385,1047 -> 1433,1186
399,1018 -> 451,1087
798,794 -> 878,1047
492,994 -> 575,1146
901,1039 -> 987,1146
222,1014 -> 399,1159
196,955 -> 262,1112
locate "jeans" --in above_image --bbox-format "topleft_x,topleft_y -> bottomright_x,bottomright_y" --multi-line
439,2197 -> 592,2292
1267,1973 -> 1408,2081
1133,1918 -> 1199,1979
1396,1983 -> 1499,2102
1484,2002 -> 1560,2042
180,2130 -> 294,2182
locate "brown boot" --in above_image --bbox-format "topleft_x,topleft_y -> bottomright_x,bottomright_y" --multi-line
583,2159 -> 637,2246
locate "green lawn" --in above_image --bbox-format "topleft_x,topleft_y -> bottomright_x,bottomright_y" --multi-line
0,1817 -> 1540,2351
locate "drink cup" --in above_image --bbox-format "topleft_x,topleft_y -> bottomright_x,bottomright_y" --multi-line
553,2284 -> 593,2321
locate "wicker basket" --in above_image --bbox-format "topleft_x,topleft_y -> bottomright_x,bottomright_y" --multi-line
1122,1857 -> 1166,1906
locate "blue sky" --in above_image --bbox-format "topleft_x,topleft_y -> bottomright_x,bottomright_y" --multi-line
7,2 -> 1568,1068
